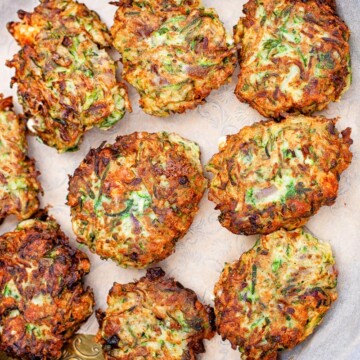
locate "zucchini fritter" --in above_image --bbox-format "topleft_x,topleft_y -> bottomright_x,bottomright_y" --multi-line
7,0 -> 131,152
111,0 -> 236,116
96,267 -> 215,359
214,228 -> 338,360
0,95 -> 41,222
67,132 -> 207,268
0,213 -> 94,360
207,115 -> 352,235
234,0 -> 351,118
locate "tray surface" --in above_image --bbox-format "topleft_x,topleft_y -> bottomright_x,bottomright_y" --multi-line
0,1 -> 359,359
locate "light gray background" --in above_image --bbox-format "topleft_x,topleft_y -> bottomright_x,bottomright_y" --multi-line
0,1 -> 359,359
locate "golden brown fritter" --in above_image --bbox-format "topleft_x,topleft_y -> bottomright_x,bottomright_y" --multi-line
234,0 -> 351,118
7,0 -> 131,153
206,115 -> 352,235
96,267 -> 215,360
214,228 -> 338,360
0,212 -> 94,360
111,0 -> 236,116
0,94 -> 41,222
67,132 -> 207,268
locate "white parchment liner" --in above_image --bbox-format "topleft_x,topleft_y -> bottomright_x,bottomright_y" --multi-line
0,1 -> 359,359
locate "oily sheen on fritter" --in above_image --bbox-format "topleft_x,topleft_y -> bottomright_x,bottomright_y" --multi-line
234,0 -> 351,118
207,115 -> 352,235
7,0 -> 130,152
0,213 -> 94,360
96,267 -> 215,360
111,0 -> 236,116
67,132 -> 207,268
0,94 -> 41,222
214,228 -> 338,360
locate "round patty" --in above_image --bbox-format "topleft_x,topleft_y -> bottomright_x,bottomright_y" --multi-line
0,95 -> 41,222
214,228 -> 338,360
7,0 -> 131,152
67,132 -> 207,268
234,0 -> 351,118
206,114 -> 352,235
0,212 -> 94,360
96,267 -> 215,360
111,0 -> 236,116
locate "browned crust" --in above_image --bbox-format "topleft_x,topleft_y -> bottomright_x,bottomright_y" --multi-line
214,229 -> 338,360
207,115 -> 352,235
7,0 -> 111,47
6,0 -> 130,152
67,132 -> 207,268
314,0 -> 337,11
234,0 -> 350,118
0,213 -> 95,360
96,267 -> 215,360
0,94 -> 42,222
111,1 -> 236,116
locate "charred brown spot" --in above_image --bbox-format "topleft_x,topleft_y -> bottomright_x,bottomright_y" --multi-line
129,252 -> 139,261
17,9 -> 30,20
61,36 -> 72,47
179,176 -> 189,185
151,64 -> 159,75
129,177 -> 142,185
146,267 -> 165,281
106,334 -> 120,346
186,66 -> 210,78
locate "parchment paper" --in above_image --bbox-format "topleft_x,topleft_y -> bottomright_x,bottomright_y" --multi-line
0,1 -> 359,359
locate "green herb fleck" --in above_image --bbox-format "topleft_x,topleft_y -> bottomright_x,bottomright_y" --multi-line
272,258 -> 283,272
157,27 -> 169,35
245,188 -> 256,206
251,264 -> 257,294
263,38 -> 282,51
